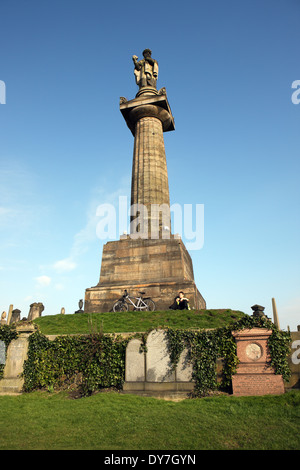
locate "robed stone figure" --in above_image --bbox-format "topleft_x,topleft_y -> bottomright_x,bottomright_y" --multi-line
132,49 -> 159,90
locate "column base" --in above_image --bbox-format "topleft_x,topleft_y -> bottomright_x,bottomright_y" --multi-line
84,237 -> 206,313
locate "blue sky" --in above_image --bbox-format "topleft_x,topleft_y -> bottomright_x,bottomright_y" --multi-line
0,0 -> 299,330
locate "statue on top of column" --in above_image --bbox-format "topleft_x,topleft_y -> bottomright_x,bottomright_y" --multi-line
132,49 -> 159,90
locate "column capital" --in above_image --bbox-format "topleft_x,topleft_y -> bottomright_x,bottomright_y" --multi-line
120,93 -> 175,136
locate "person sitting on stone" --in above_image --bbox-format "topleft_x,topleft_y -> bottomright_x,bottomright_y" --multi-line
169,291 -> 190,310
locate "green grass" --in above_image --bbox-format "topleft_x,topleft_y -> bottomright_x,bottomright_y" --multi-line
0,390 -> 299,450
33,309 -> 247,335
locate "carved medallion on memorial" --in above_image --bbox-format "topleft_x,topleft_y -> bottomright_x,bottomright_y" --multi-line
245,342 -> 262,361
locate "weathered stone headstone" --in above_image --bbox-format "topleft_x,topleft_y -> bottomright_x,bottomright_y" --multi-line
0,323 -> 35,394
125,338 -> 145,382
75,299 -> 84,313
10,309 -> 21,324
60,307 -> 65,315
1,312 -> 7,325
123,329 -> 195,396
146,329 -> 175,382
27,302 -> 44,321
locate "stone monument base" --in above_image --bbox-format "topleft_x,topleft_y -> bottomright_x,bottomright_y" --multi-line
84,237 -> 206,313
232,372 -> 285,397
122,382 -> 194,400
0,377 -> 24,395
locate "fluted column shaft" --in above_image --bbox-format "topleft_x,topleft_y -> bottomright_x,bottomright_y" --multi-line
120,93 -> 174,237
131,115 -> 170,237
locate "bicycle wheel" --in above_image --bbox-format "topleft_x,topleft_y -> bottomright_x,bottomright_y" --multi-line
113,300 -> 128,312
134,299 -> 147,311
143,298 -> 156,311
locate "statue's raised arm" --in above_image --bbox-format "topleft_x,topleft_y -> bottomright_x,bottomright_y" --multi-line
132,55 -> 141,70
132,49 -> 159,91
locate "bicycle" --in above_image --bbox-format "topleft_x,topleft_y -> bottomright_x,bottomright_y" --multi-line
112,290 -> 156,312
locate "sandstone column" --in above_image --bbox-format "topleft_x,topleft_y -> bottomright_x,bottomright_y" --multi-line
130,106 -> 172,237
121,92 -> 174,238
84,50 -> 206,313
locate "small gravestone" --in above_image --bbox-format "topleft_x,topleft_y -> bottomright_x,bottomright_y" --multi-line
1,312 -> 7,325
10,309 -> 21,324
27,302 -> 44,321
125,338 -> 145,382
146,329 -> 175,382
75,299 -> 84,314
60,307 -> 65,315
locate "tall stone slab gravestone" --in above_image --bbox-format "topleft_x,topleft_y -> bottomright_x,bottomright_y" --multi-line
0,323 -> 35,394
10,309 -> 21,324
85,49 -> 205,312
123,329 -> 194,395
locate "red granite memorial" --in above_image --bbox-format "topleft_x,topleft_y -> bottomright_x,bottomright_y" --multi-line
231,325 -> 285,396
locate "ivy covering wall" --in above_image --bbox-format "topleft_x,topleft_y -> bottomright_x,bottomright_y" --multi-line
22,332 -> 128,395
0,324 -> 18,380
166,315 -> 291,396
0,315 -> 292,397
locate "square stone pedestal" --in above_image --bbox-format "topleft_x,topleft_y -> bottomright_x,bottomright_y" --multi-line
84,236 -> 206,313
231,328 -> 285,396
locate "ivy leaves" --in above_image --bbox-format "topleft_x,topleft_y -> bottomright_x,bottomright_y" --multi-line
0,324 -> 18,379
166,315 -> 291,397
166,328 -> 231,396
23,331 -> 128,396
0,324 -> 18,347
19,314 -> 292,398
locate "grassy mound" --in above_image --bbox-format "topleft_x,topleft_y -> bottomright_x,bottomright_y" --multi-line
33,309 -> 247,335
0,391 -> 299,450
